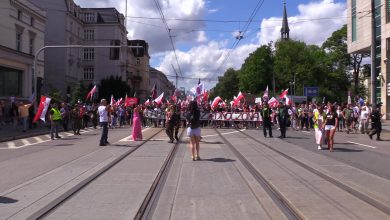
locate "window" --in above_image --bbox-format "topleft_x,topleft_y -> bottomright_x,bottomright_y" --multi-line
110,40 -> 120,60
83,67 -> 94,80
84,29 -> 94,40
30,17 -> 34,26
17,10 -> 22,20
16,32 -> 22,51
351,0 -> 357,41
69,21 -> 73,32
136,58 -> 140,65
83,48 -> 94,60
0,66 -> 23,96
84,13 -> 95,22
29,37 -> 34,54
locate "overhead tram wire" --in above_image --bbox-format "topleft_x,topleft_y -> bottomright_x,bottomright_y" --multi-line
153,0 -> 183,77
214,0 -> 265,75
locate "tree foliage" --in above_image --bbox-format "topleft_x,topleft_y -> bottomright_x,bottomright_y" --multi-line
210,68 -> 239,100
238,44 -> 273,95
99,76 -> 131,101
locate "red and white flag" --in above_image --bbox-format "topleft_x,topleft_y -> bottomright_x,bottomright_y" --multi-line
153,92 -> 164,105
268,97 -> 278,107
116,98 -> 123,106
233,91 -> 244,106
150,83 -> 157,99
279,88 -> 289,99
144,99 -> 150,106
86,85 -> 97,101
263,85 -> 269,101
211,96 -> 222,110
33,95 -> 51,123
110,95 -> 115,106
203,90 -> 209,103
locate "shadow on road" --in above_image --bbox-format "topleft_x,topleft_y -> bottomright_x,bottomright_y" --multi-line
200,141 -> 224,144
202,158 -> 235,162
0,196 -> 18,204
331,147 -> 365,152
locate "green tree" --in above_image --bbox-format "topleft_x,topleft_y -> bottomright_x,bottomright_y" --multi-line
210,68 -> 239,100
99,76 -> 131,101
238,44 -> 273,95
70,81 -> 88,105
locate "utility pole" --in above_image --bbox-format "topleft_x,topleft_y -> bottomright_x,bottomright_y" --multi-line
370,0 -> 376,107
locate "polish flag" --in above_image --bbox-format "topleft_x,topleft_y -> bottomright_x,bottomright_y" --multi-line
110,95 -> 115,106
33,95 -> 52,123
263,85 -> 269,101
233,91 -> 244,106
154,92 -> 164,105
170,94 -> 177,103
86,85 -> 97,101
279,89 -> 289,99
211,96 -> 222,110
203,90 -> 209,103
285,96 -> 292,105
116,98 -> 123,106
144,99 -> 150,106
268,97 -> 278,107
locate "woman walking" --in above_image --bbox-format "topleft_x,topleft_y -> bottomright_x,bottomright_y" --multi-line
324,105 -> 338,152
132,105 -> 143,141
314,105 -> 326,150
186,101 -> 201,161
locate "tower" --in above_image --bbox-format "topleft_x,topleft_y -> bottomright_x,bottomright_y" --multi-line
281,0 -> 290,41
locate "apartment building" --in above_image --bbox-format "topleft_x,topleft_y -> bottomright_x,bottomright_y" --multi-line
149,67 -> 175,99
127,39 -> 151,101
347,0 -> 390,119
0,0 -> 46,100
34,0 -> 128,100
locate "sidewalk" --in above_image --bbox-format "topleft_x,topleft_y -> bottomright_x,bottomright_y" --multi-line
0,121 -> 52,142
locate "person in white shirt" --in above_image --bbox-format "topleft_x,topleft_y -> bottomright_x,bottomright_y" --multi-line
98,99 -> 110,146
359,106 -> 369,134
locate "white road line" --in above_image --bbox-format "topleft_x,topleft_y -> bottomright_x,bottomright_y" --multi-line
302,131 -> 311,134
33,137 -> 43,142
44,135 -> 51,139
7,142 -> 16,149
201,129 -> 246,138
21,139 -> 30,145
118,127 -> 151,142
347,141 -> 377,149
64,132 -> 74,136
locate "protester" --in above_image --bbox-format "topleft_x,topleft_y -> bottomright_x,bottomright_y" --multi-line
277,101 -> 289,138
261,102 -> 273,138
18,101 -> 31,132
186,101 -> 201,161
49,103 -> 62,140
71,104 -> 82,135
368,103 -> 383,141
132,105 -> 143,141
60,102 -> 69,131
314,105 -> 326,150
324,105 -> 338,152
98,99 -> 110,146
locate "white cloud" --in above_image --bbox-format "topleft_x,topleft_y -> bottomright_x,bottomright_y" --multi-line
258,0 -> 346,46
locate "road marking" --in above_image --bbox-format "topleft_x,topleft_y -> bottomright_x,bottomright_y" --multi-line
201,129 -> 246,138
347,141 -> 377,149
64,132 -> 74,136
7,142 -> 16,149
302,131 -> 311,134
118,127 -> 151,142
33,137 -> 43,142
21,139 -> 30,145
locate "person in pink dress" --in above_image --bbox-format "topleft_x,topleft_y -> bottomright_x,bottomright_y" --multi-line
132,105 -> 143,141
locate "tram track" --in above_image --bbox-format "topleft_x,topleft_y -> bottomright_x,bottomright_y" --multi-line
215,129 -> 303,220
36,128 -> 165,220
235,129 -> 390,217
135,128 -> 185,220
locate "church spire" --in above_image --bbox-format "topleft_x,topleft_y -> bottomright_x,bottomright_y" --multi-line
281,0 -> 290,41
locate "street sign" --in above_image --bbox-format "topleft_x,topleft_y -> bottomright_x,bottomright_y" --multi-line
304,87 -> 319,97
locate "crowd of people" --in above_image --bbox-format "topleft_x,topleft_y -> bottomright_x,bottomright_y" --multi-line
0,97 -> 384,156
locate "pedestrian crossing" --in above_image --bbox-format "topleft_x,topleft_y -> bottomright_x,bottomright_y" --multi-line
0,127 -> 96,150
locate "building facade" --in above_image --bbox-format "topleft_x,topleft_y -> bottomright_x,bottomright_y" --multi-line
347,0 -> 390,119
127,40 -> 151,101
34,0 -> 128,101
149,67 -> 175,99
0,0 -> 46,101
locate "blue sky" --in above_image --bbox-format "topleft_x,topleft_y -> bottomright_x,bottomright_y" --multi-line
74,0 -> 347,90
